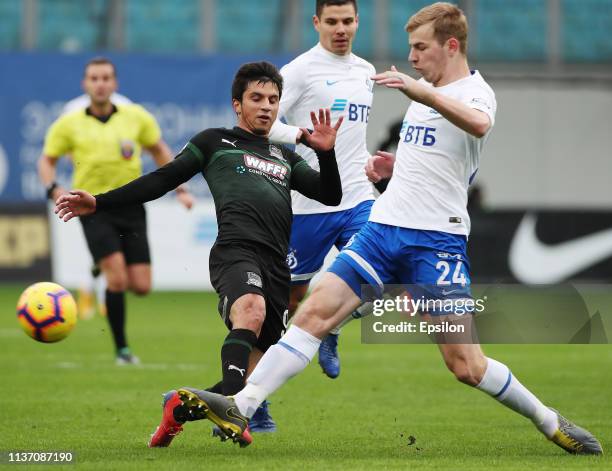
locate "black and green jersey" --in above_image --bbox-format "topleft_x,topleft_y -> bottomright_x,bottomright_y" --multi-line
95,126 -> 341,257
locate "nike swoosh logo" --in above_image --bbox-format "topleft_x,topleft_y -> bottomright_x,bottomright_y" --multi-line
225,407 -> 248,425
441,289 -> 458,296
509,214 -> 612,283
326,80 -> 341,86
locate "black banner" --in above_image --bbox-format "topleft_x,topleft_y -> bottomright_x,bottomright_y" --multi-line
0,204 -> 52,283
469,210 -> 612,283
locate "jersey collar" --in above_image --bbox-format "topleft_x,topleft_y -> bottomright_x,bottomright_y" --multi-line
423,70 -> 481,90
315,43 -> 353,63
86,104 -> 118,123
232,126 -> 270,143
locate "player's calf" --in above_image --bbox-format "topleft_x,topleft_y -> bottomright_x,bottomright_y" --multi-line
219,329 -> 258,396
441,348 -> 487,386
292,273 -> 360,338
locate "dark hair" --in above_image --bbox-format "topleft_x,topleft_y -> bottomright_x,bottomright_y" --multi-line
231,61 -> 283,101
316,0 -> 357,17
84,56 -> 116,77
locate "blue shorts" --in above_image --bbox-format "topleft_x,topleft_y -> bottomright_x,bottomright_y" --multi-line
287,200 -> 373,284
329,221 -> 471,305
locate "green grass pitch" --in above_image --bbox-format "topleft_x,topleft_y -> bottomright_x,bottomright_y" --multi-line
1,285 -> 611,470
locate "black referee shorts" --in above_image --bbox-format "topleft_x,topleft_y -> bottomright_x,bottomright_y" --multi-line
209,241 -> 290,352
79,204 -> 151,265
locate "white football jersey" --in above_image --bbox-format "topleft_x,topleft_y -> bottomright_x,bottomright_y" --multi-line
61,93 -> 132,115
269,43 -> 376,214
370,71 -> 496,236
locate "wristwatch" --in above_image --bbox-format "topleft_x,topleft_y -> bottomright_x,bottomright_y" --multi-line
46,182 -> 58,200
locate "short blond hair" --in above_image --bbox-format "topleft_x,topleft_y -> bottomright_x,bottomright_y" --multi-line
405,2 -> 468,54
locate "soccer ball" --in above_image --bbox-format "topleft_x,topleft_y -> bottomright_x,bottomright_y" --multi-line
16,282 -> 77,343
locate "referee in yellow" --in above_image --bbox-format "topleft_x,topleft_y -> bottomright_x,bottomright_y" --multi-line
38,57 -> 194,364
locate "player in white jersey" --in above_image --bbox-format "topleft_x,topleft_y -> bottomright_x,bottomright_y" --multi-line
169,2 -> 602,455
268,0 -> 376,379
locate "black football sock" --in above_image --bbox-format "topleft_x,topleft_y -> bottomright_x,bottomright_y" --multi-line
221,329 -> 257,395
206,381 -> 223,394
105,289 -> 127,351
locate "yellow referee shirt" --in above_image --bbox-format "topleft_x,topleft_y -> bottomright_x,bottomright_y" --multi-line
43,104 -> 161,195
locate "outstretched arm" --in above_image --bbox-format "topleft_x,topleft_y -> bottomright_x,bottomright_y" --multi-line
291,109 -> 343,206
372,66 -> 491,138
146,139 -> 195,209
55,151 -> 201,221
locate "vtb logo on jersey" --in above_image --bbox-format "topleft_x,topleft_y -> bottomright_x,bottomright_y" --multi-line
243,154 -> 288,180
119,139 -> 135,159
330,98 -> 371,123
400,120 -> 437,147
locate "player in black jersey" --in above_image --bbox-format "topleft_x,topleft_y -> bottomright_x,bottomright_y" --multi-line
55,61 -> 343,447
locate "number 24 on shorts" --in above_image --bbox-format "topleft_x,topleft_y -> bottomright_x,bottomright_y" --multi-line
436,260 -> 467,286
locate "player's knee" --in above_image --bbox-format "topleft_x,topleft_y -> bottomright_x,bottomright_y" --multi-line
131,285 -> 151,296
446,358 -> 481,386
106,274 -> 128,292
130,283 -> 150,296
234,297 -> 266,332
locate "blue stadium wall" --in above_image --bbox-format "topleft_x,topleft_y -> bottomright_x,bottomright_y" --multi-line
0,52 -> 294,202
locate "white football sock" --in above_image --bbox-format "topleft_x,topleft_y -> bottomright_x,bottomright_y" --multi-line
477,357 -> 558,438
234,325 -> 321,417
